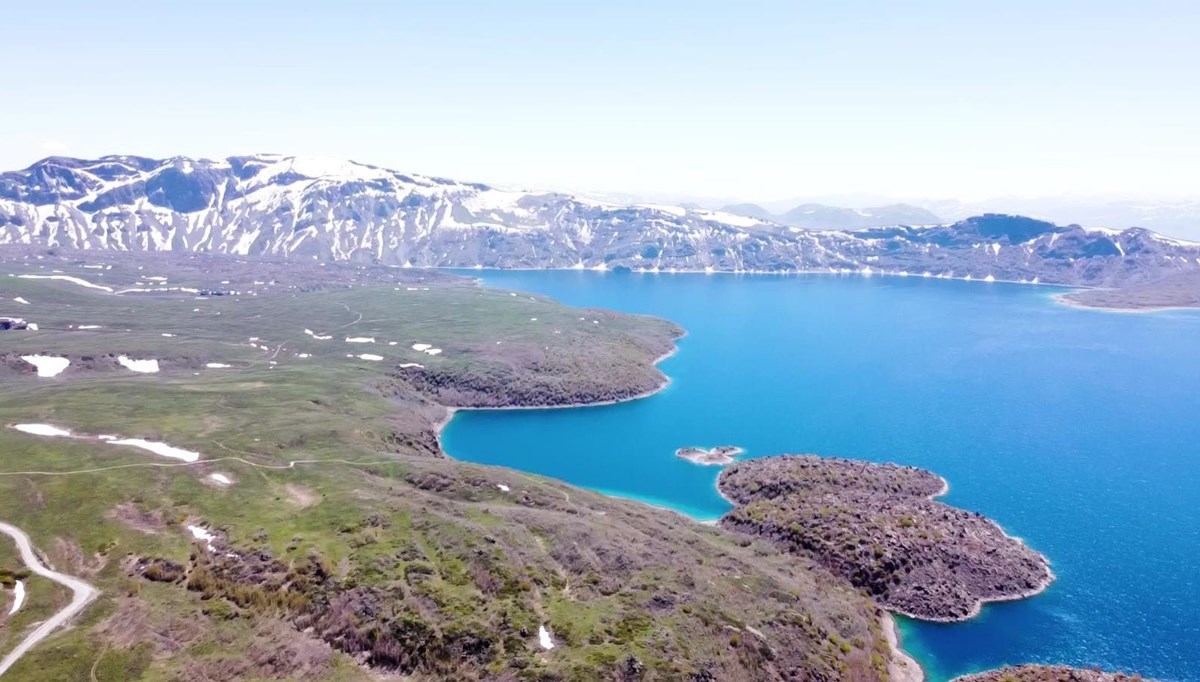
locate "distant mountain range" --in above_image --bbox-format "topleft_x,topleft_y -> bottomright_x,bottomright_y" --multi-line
720,202 -> 942,230
921,197 -> 1200,240
2,154 -> 1199,288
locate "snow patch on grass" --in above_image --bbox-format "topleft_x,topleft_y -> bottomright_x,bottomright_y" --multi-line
108,438 -> 199,462
20,355 -> 70,378
8,580 -> 25,615
13,424 -> 71,437
117,356 -> 160,373
186,525 -> 218,551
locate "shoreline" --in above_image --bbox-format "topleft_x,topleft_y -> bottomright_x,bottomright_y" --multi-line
425,284 -> 1049,673
884,613 -> 926,682
433,338 -> 682,451
895,470 -> 1056,623
450,264 -> 1081,290
1051,291 -> 1200,314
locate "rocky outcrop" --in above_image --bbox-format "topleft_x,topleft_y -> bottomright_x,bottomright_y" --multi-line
952,665 -> 1158,682
676,446 -> 745,465
718,455 -> 1053,621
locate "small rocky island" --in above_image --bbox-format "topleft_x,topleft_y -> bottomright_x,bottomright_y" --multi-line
675,445 -> 744,465
718,455 -> 1054,622
953,665 -> 1158,682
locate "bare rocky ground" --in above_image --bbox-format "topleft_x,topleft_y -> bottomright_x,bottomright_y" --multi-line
718,455 -> 1053,622
952,665 -> 1158,682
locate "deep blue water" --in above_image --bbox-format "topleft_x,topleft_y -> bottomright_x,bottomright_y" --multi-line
441,271 -> 1200,682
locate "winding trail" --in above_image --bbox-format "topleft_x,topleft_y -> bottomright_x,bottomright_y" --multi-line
0,521 -> 99,678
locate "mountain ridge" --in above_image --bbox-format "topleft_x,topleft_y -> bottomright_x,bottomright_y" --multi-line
720,201 -> 943,230
2,154 -> 1199,288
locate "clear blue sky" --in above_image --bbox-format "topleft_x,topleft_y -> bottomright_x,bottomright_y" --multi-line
3,1 -> 1198,202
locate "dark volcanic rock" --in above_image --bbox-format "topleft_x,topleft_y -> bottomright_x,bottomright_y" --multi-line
718,455 -> 1054,622
0,317 -> 29,330
952,665 -> 1159,682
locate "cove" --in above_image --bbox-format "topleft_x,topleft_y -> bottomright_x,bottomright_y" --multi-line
440,270 -> 1200,682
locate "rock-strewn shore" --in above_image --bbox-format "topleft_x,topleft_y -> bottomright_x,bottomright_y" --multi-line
717,455 -> 1054,622
953,665 -> 1158,682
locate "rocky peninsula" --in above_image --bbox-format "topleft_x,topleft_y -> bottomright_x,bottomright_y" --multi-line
717,455 -> 1054,622
1058,271 -> 1200,312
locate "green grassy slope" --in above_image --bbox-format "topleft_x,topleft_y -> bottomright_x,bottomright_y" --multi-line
0,252 -> 893,681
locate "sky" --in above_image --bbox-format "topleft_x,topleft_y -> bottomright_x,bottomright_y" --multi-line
3,1 -> 1199,204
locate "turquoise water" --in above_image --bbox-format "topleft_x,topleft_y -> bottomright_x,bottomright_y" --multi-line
441,271 -> 1200,682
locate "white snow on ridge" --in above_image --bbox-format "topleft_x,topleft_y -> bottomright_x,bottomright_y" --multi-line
357,353 -> 383,361
117,356 -> 160,373
538,625 -> 555,650
411,343 -> 432,351
1151,232 -> 1200,248
13,297 -> 30,305
693,210 -> 763,228
20,355 -> 70,378
636,203 -> 687,217
12,424 -> 72,437
208,473 -> 232,486
345,336 -> 375,343
108,438 -> 200,462
17,274 -> 113,292
205,363 -> 231,369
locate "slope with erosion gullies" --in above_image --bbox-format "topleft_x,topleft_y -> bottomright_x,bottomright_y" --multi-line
0,253 -> 895,681
2,155 -> 1199,288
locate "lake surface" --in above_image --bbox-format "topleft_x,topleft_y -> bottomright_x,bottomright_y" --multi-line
441,270 -> 1200,682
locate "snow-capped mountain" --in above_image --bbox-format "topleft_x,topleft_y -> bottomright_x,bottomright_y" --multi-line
2,154 -> 1199,287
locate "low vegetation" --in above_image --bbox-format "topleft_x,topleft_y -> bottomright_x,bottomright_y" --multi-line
718,455 -> 1053,622
0,250 -> 894,681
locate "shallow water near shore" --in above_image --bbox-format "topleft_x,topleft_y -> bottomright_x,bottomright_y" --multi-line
441,270 -> 1200,682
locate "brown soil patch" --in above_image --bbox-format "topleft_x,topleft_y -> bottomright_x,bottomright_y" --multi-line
284,484 -> 319,508
107,502 -> 167,534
